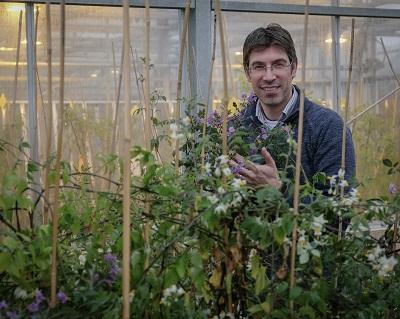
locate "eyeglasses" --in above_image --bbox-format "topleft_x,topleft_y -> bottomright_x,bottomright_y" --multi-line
248,61 -> 293,75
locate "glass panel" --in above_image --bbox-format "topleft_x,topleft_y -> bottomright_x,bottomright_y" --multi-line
0,3 -> 28,176
32,5 -> 179,180
340,0 -> 400,9
224,0 -> 332,5
340,17 -> 400,197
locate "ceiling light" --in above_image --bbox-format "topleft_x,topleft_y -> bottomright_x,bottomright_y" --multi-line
325,37 -> 347,44
7,4 -> 25,12
21,40 -> 43,45
90,73 -> 98,78
0,47 -> 16,52
234,51 -> 242,56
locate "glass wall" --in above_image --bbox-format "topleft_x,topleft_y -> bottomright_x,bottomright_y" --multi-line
1,1 -> 399,196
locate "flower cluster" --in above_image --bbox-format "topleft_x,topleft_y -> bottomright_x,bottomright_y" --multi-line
160,285 -> 185,305
311,214 -> 328,237
104,252 -> 121,286
27,290 -> 46,313
367,246 -> 398,278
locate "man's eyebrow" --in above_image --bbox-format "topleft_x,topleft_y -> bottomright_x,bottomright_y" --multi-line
250,58 -> 288,66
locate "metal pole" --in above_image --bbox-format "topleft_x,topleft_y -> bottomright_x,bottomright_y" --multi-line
331,0 -> 340,113
26,3 -> 42,225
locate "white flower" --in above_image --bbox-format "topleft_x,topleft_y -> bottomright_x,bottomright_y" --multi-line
215,203 -> 228,214
214,167 -> 221,177
222,167 -> 232,177
79,253 -> 87,266
207,194 -> 219,204
339,180 -> 349,188
367,246 -> 383,262
217,186 -> 226,194
182,116 -> 190,126
14,287 -> 28,299
217,155 -> 229,165
231,178 -> 246,190
377,256 -> 398,278
297,230 -> 307,248
204,162 -> 212,174
311,214 -> 328,236
230,194 -> 242,207
338,168 -> 345,180
170,123 -> 184,140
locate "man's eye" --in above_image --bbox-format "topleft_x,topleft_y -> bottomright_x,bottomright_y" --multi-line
254,65 -> 265,71
272,63 -> 286,69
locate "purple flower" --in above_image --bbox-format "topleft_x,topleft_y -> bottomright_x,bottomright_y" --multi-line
35,290 -> 45,303
231,162 -> 245,175
389,183 -> 398,195
228,126 -> 235,136
0,300 -> 7,309
241,93 -> 247,99
249,148 -> 258,156
27,302 -> 39,313
56,290 -> 68,304
247,92 -> 258,104
104,253 -> 117,264
6,311 -> 19,319
109,264 -> 121,280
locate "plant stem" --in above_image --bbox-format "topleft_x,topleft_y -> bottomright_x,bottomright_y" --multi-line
290,0 -> 309,316
50,0 -> 65,308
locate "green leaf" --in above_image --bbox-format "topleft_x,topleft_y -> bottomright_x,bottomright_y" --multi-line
175,254 -> 187,279
0,252 -> 12,272
255,266 -> 267,295
164,268 -> 179,287
247,304 -> 263,315
289,286 -> 302,300
382,158 -> 393,167
299,251 -> 310,264
273,226 -> 285,245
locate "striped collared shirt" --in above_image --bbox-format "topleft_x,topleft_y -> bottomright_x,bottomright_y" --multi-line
255,85 -> 298,129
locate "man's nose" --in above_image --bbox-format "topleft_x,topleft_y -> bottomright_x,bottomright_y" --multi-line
262,67 -> 276,81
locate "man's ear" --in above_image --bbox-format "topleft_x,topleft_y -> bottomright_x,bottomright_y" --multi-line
245,68 -> 251,82
291,62 -> 297,79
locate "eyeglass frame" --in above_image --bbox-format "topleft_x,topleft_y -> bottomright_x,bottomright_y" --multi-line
246,60 -> 294,75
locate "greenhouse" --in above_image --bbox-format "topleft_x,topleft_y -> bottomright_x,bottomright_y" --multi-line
0,0 -> 399,318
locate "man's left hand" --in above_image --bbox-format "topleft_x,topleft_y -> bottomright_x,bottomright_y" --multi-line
230,147 -> 282,190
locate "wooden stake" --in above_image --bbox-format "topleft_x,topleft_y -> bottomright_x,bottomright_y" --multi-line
174,0 -> 191,170
122,0 -> 132,317
290,0 -> 310,316
200,12 -> 217,173
346,86 -> 400,125
44,0 -> 53,224
215,0 -> 228,157
50,0 -> 65,308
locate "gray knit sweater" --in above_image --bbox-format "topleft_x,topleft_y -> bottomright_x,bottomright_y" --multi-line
238,86 -> 356,195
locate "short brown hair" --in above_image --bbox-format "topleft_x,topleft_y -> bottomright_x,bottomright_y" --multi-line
243,23 -> 297,69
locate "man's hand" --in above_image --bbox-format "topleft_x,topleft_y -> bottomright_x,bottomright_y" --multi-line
230,147 -> 282,190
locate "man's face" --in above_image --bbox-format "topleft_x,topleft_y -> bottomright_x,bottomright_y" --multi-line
245,45 -> 297,111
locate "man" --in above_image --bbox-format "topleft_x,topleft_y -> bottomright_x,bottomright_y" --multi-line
231,24 -> 356,195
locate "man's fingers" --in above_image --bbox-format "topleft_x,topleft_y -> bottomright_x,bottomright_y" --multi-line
261,147 -> 277,168
233,154 -> 257,171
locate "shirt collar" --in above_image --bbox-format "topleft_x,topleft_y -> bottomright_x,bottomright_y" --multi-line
255,85 -> 298,129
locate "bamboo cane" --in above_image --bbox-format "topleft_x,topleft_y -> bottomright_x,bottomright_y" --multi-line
215,0 -> 228,157
121,0 -> 132,317
346,86 -> 400,125
142,0 -> 153,274
215,0 -> 232,313
339,18 -> 355,221
43,0 -> 53,224
174,0 -> 191,171
290,0 -> 310,316
50,0 -> 65,308
11,11 -> 23,145
200,12 -> 217,173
